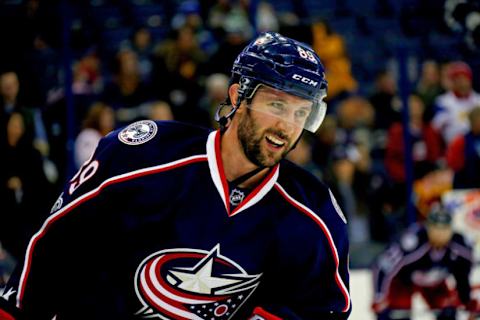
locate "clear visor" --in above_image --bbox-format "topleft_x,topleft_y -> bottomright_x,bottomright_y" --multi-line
245,84 -> 327,133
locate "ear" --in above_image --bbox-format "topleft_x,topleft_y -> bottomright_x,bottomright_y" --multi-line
228,83 -> 240,109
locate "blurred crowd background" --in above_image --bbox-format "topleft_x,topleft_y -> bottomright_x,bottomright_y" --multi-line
1,0 -> 480,285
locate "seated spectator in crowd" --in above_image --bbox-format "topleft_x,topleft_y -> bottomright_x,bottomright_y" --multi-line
255,1 -> 279,33
72,49 -> 103,96
324,97 -> 374,247
446,106 -> 480,189
385,94 -> 443,184
148,100 -> 174,121
101,48 -> 152,113
432,61 -> 480,145
171,0 -> 217,56
130,27 -> 154,83
0,112 -> 52,261
311,20 -> 357,104
199,73 -> 229,128
206,16 -> 252,76
74,103 -> 115,169
415,60 -> 443,122
372,206 -> 479,320
0,71 -> 35,144
312,115 -> 337,169
152,25 -> 208,125
286,133 -> 323,180
369,70 -> 402,131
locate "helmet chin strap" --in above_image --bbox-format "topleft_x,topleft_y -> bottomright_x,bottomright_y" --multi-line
229,166 -> 266,186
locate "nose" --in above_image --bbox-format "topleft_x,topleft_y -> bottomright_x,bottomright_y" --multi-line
275,117 -> 295,136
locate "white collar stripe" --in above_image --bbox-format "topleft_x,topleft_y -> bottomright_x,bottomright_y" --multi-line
274,182 -> 351,312
206,131 -> 229,212
206,130 -> 279,217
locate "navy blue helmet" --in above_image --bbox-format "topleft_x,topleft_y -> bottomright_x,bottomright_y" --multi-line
216,32 -> 328,133
427,206 -> 452,226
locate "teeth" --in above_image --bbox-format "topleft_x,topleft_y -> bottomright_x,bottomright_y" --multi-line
266,135 -> 285,146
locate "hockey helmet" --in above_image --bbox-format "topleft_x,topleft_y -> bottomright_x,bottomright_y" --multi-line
426,206 -> 452,226
216,32 -> 328,133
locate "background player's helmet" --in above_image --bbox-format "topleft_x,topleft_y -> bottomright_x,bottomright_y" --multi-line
426,206 -> 452,226
216,32 -> 328,133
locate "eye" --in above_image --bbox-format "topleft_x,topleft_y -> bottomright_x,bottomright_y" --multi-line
295,109 -> 309,119
268,102 -> 286,114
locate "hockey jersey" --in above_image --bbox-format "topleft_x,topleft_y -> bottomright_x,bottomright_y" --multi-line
0,120 -> 351,320
372,223 -> 473,306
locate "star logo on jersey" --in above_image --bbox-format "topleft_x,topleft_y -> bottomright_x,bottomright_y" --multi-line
134,245 -> 262,319
118,120 -> 157,145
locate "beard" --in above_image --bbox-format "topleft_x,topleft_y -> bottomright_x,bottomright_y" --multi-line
237,109 -> 293,167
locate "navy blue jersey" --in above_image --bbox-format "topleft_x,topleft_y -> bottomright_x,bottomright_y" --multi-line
0,120 -> 350,320
372,224 -> 473,306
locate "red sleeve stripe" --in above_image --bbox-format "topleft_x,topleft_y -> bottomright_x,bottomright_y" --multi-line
0,309 -> 15,320
249,307 -> 283,319
16,154 -> 208,308
273,183 -> 351,313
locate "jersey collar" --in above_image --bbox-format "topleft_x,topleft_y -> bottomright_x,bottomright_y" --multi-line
206,130 -> 279,217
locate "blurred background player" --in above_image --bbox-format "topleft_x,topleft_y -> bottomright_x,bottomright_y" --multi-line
371,206 -> 479,320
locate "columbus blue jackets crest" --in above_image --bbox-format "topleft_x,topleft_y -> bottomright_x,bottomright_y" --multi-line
135,244 -> 261,320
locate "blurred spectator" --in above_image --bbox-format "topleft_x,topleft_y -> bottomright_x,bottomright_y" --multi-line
385,94 -> 443,184
286,133 -> 323,180
255,1 -> 279,33
432,61 -> 480,144
206,1 -> 253,75
130,27 -> 154,83
335,96 -> 375,164
372,206 -> 478,320
148,100 -> 174,121
0,112 -> 52,261
171,0 -> 217,56
0,70 -> 50,159
74,102 -> 115,169
101,48 -> 152,113
207,0 -> 253,40
312,115 -> 337,169
0,71 -> 35,142
199,73 -> 229,127
328,97 -> 375,245
415,60 -> 443,122
311,20 -> 357,104
369,70 -> 402,131
152,26 -> 209,125
72,49 -> 103,96
446,106 -> 480,189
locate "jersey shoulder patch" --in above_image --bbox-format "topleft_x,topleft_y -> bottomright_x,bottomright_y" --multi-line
118,120 -> 157,145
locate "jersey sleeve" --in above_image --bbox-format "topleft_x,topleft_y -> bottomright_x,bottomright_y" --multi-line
449,235 -> 474,304
371,225 -> 425,311
0,129 -> 123,319
262,175 -> 351,319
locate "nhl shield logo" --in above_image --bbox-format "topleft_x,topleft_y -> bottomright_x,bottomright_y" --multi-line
229,189 -> 245,206
134,244 -> 262,319
118,120 -> 157,145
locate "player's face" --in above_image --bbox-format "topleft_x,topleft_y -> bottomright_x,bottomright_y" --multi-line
427,224 -> 453,248
237,86 -> 309,167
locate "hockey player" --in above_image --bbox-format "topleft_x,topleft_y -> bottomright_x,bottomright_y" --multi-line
0,32 -> 350,319
372,206 -> 478,320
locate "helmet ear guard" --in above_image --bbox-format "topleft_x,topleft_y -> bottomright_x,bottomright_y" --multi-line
216,32 -> 329,133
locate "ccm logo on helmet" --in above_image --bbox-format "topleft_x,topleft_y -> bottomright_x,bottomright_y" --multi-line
292,74 -> 318,87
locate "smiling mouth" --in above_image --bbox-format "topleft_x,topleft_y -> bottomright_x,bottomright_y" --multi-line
265,134 -> 286,148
